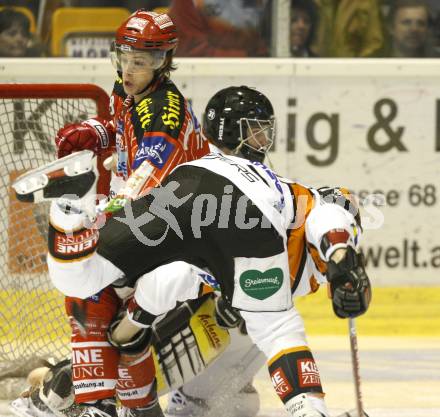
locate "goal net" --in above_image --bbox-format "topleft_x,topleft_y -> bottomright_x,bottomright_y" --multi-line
0,84 -> 110,396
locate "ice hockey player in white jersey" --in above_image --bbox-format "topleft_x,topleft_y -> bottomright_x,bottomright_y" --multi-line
164,86 -> 370,417
13,98 -> 371,417
165,85 -> 275,417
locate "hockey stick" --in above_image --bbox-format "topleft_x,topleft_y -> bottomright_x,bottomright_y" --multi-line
333,318 -> 366,417
348,317 -> 364,417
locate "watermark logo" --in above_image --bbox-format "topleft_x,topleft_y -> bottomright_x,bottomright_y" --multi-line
59,182 -> 386,248
114,180 -> 193,246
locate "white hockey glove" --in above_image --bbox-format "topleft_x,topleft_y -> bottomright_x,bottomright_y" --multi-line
327,246 -> 371,319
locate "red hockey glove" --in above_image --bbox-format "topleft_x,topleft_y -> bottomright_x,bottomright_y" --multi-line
55,117 -> 115,158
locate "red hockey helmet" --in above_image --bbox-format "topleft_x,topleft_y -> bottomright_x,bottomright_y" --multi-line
115,9 -> 178,53
111,10 -> 178,74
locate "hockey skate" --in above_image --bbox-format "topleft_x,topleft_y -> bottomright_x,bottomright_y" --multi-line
12,150 -> 99,221
9,393 -> 115,417
285,393 -> 327,417
10,389 -> 56,417
13,150 -> 97,203
164,389 -> 207,417
72,399 -> 117,417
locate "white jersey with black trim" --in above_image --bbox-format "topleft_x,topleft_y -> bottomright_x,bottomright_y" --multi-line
47,152 -> 360,366
181,153 -> 294,237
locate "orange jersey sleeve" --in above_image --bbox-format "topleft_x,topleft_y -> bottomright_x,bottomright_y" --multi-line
286,183 -> 316,293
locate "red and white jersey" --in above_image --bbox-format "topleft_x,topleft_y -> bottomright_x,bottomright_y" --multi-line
108,76 -> 209,198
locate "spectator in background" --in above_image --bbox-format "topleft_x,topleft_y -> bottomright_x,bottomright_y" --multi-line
312,0 -> 384,57
125,1 -> 171,11
0,8 -> 44,57
62,0 -> 171,8
426,0 -> 440,55
1,1 -> 39,18
42,0 -> 170,10
385,0 -> 434,57
290,0 -> 318,57
168,0 -> 269,57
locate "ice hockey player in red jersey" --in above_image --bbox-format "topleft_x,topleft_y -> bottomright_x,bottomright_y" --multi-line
56,10 -> 208,204
31,9 -> 209,417
10,86 -> 276,417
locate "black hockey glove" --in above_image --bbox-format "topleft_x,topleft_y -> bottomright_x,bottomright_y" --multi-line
327,246 -> 372,319
215,296 -> 243,329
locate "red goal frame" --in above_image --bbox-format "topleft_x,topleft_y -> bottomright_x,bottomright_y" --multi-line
0,83 -> 112,196
0,83 -> 113,379
0,83 -> 111,120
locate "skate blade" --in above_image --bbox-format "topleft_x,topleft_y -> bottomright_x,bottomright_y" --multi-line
9,398 -> 44,417
12,150 -> 95,200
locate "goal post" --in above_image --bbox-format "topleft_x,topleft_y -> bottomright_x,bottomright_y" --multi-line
0,83 -> 110,389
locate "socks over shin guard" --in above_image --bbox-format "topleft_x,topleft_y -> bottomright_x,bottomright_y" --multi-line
117,348 -> 157,408
66,288 -> 121,403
